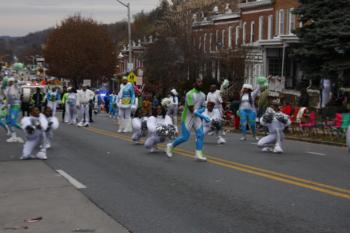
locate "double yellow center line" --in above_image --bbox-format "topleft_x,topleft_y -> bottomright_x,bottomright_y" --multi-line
86,126 -> 350,200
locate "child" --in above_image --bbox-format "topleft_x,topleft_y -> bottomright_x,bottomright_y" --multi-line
145,105 -> 174,152
257,100 -> 291,153
203,101 -> 226,144
131,109 -> 148,144
20,107 -> 48,160
43,107 -> 59,149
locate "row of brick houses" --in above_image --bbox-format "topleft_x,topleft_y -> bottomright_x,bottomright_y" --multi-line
192,0 -> 302,96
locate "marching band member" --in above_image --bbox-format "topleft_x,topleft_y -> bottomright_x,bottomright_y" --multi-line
131,109 -> 148,144
43,107 -> 59,149
166,78 -> 209,161
46,87 -> 61,117
145,105 -> 175,152
257,100 -> 291,153
4,77 -> 23,143
77,85 -> 95,127
166,89 -> 179,130
0,99 -> 10,136
20,107 -> 48,160
239,83 -> 260,141
117,76 -> 135,133
203,101 -> 226,144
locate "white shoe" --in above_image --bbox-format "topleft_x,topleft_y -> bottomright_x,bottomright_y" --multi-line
117,128 -> 123,133
166,143 -> 173,158
6,136 -> 17,143
262,147 -> 273,152
240,136 -> 247,141
20,155 -> 31,160
208,131 -> 215,136
217,137 -> 226,144
84,123 -> 89,127
195,150 -> 207,162
273,144 -> 283,154
150,147 -> 157,153
46,143 -> 51,149
77,122 -> 84,127
254,136 -> 260,141
36,151 -> 47,160
222,131 -> 226,136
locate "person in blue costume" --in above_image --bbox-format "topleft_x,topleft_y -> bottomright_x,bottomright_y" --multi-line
4,77 -> 23,143
117,76 -> 135,133
166,78 -> 209,161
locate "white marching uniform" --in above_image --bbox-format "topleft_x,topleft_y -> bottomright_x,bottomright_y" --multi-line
66,93 -> 78,124
43,116 -> 59,149
258,108 -> 291,153
144,115 -> 173,151
21,114 -> 48,160
207,90 -> 223,114
77,89 -> 95,126
166,95 -> 179,128
131,116 -> 148,143
203,108 -> 226,144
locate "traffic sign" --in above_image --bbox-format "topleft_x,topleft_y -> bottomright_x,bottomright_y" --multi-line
128,71 -> 136,83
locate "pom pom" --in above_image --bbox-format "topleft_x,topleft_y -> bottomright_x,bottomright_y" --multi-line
156,124 -> 176,139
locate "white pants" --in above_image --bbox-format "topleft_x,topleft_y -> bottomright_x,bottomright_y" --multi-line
144,134 -> 165,149
167,106 -> 178,127
257,131 -> 284,148
79,104 -> 90,124
44,130 -> 54,148
67,105 -> 77,124
48,101 -> 57,116
22,136 -> 45,159
119,107 -> 131,120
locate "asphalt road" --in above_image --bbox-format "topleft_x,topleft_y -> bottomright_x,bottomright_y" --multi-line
2,113 -> 350,233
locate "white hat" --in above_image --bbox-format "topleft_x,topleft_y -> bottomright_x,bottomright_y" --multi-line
8,77 -> 15,82
170,89 -> 178,96
242,84 -> 253,90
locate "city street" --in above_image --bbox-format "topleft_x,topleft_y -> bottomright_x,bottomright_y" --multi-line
1,114 -> 350,233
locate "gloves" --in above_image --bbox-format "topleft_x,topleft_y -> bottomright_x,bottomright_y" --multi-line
262,112 -> 274,124
194,108 -> 210,123
275,112 -> 289,124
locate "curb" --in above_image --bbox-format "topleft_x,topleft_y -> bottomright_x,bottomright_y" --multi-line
224,128 -> 346,147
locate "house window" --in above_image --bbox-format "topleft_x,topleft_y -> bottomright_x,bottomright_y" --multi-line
268,15 -> 273,39
243,22 -> 247,45
228,26 -> 232,48
198,36 -> 202,50
235,26 -> 240,46
289,8 -> 296,34
216,30 -> 219,50
259,16 -> 264,40
275,11 -> 279,36
222,29 -> 225,48
269,58 -> 282,76
279,9 -> 285,35
250,21 -> 255,43
209,33 -> 213,52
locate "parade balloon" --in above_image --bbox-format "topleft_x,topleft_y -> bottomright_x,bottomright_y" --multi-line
13,62 -> 25,71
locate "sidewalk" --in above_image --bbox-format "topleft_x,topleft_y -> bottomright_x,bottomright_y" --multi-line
0,160 -> 130,233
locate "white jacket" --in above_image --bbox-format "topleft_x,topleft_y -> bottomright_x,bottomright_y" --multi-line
77,89 -> 95,105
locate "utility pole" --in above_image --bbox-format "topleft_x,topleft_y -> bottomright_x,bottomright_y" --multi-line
116,0 -> 133,71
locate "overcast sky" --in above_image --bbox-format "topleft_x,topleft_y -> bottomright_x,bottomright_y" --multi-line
0,0 -> 160,37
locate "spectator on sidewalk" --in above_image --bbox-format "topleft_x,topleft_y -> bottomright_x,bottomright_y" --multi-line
299,88 -> 309,107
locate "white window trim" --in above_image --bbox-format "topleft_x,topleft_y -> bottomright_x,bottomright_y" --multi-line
268,15 -> 273,40
235,26 -> 240,46
243,22 -> 247,45
279,9 -> 285,35
222,29 -> 225,48
209,33 -> 213,52
216,30 -> 219,50
228,26 -> 232,48
289,8 -> 296,34
250,21 -> 255,43
275,11 -> 279,36
203,33 -> 207,52
259,16 -> 264,40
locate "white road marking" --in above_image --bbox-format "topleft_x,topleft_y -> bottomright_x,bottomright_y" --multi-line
56,170 -> 87,189
306,152 -> 327,156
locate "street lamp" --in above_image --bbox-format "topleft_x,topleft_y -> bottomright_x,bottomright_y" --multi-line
115,0 -> 133,71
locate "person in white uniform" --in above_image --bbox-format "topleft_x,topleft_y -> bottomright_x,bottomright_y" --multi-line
257,100 -> 291,153
203,101 -> 226,144
77,85 -> 95,127
43,107 -> 59,149
20,107 -> 48,160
